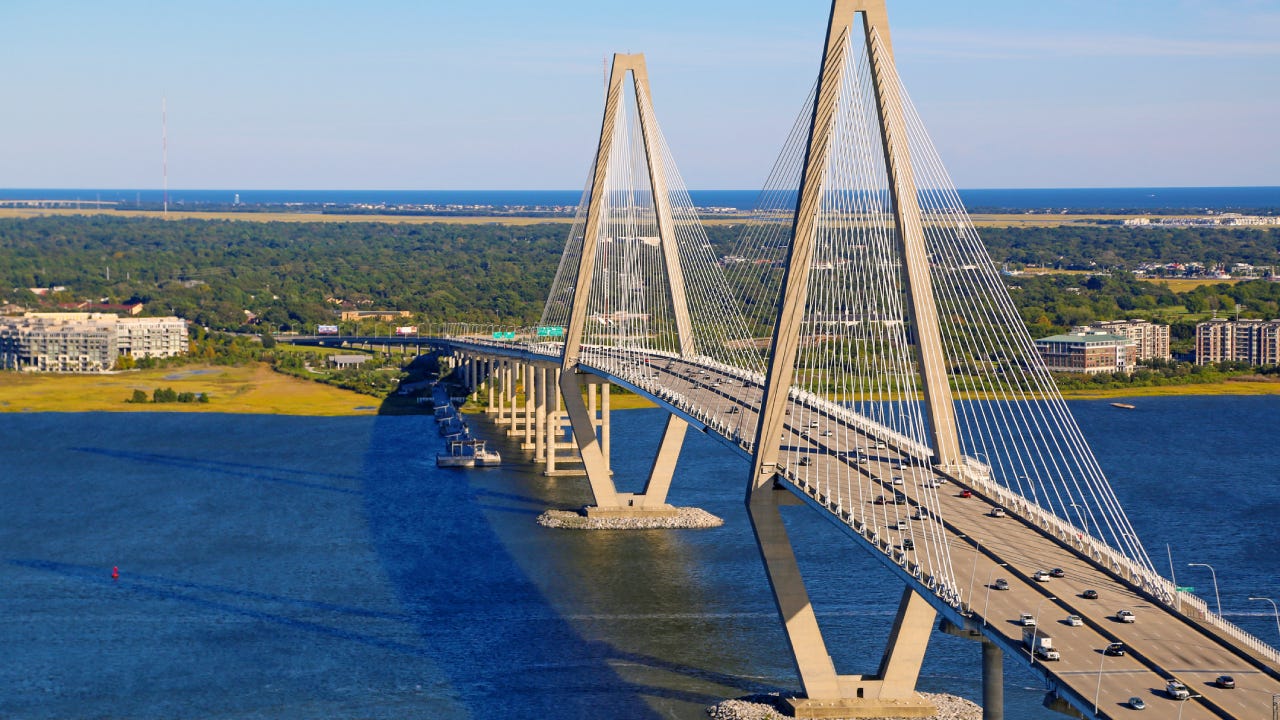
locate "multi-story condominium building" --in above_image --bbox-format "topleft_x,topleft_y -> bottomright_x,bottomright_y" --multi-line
116,316 -> 190,358
1034,331 -> 1137,375
1195,318 -> 1280,365
1073,319 -> 1171,362
0,313 -> 188,372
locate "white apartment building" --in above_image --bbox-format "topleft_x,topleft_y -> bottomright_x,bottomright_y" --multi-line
0,313 -> 188,372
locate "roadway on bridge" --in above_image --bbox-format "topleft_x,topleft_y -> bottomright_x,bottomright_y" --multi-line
433,339 -> 1277,719
618,351 -> 1278,720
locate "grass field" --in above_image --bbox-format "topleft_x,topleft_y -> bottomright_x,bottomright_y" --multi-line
2,361 -> 1276,417
1058,378 -> 1280,399
0,362 -> 381,415
1140,277 -> 1247,292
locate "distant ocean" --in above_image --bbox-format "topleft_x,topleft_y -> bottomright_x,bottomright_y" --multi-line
2,186 -> 1279,211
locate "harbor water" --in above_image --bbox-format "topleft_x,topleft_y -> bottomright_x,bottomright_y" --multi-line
2,396 -> 1278,718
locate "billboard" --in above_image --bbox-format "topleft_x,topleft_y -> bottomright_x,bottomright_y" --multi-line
317,324 -> 339,335
394,326 -> 418,336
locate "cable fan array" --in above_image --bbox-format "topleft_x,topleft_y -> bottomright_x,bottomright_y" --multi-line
539,68 -> 765,388
723,25 -> 1156,578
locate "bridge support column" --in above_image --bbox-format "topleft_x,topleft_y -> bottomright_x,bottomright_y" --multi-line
747,483 -> 841,701
982,639 -> 1003,720
493,360 -> 506,422
499,360 -> 513,426
753,481 -> 938,717
634,414 -> 687,508
486,359 -> 496,414
600,383 -> 610,462
553,369 -> 611,485
545,368 -> 558,473
512,361 -> 532,440
877,586 -> 936,698
535,366 -> 548,462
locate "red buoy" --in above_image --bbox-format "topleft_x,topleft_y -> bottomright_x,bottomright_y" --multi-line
111,566 -> 119,580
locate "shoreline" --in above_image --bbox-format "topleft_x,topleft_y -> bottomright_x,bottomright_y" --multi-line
2,362 -> 1277,416
0,362 -> 380,415
0,206 -> 1165,229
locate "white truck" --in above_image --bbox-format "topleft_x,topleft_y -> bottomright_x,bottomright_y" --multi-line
1023,628 -> 1060,661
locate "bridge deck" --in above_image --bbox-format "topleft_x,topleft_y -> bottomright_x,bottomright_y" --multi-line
408,338 -> 1280,719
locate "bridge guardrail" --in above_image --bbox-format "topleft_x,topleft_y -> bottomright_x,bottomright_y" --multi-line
437,337 -> 1280,667
952,461 -> 1280,667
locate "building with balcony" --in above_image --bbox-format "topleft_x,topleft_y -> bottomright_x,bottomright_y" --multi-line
1195,318 -> 1280,365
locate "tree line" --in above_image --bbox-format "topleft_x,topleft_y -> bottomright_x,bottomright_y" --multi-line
1,215 -> 1278,344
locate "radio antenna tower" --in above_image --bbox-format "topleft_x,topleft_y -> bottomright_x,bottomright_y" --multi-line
162,96 -> 168,219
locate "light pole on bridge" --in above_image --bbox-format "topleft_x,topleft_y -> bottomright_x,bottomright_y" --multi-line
1187,563 -> 1222,617
1069,501 -> 1088,536
1093,649 -> 1106,716
1027,595 -> 1057,666
1176,693 -> 1202,720
1248,596 -> 1280,642
981,562 -> 1008,626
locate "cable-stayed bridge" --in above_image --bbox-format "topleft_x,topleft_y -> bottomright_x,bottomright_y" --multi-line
295,2 -> 1280,717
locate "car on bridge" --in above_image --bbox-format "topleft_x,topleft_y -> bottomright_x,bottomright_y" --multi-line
959,489 -> 972,498
1019,613 -> 1036,627
1165,679 -> 1190,699
1127,697 -> 1146,710
1032,570 -> 1051,582
1081,589 -> 1099,599
1116,609 -> 1136,623
992,578 -> 1010,591
1065,614 -> 1082,627
902,538 -> 915,551
1049,568 -> 1065,578
1215,675 -> 1235,689
1104,642 -> 1126,656
989,507 -> 1006,517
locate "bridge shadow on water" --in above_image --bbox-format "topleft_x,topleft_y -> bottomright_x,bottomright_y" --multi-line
72,447 -> 363,495
357,407 -> 774,719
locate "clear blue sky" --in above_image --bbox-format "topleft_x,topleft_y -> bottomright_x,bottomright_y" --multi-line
2,0 -> 1277,190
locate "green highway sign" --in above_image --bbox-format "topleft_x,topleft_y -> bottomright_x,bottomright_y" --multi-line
1176,586 -> 1195,592
536,326 -> 565,337
492,331 -> 516,340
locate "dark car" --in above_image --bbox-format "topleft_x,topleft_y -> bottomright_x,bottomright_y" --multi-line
798,457 -> 811,466
1216,675 -> 1235,689
1104,642 -> 1126,656
902,538 -> 915,551
1049,568 -> 1065,578
1082,589 -> 1099,600
873,495 -> 888,505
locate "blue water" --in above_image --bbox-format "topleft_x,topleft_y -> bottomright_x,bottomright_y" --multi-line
1,396 -> 1277,718
2,187 -> 1279,211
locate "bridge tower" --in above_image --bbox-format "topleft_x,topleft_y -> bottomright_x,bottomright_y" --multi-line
552,52 -> 700,517
747,1 -> 959,716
